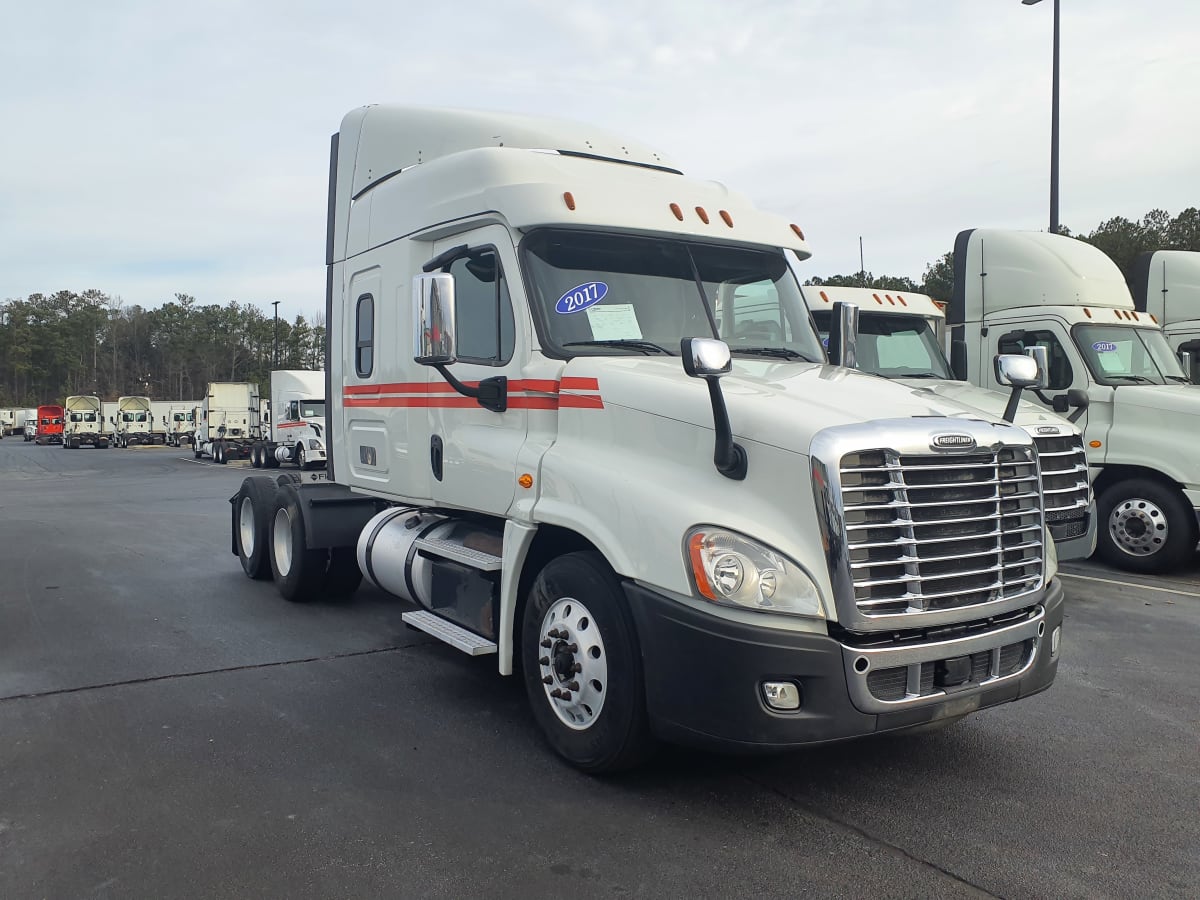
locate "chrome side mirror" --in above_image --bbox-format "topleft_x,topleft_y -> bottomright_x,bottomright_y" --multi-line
1023,346 -> 1049,390
994,353 -> 1042,389
681,337 -> 732,378
1179,349 -> 1196,384
827,301 -> 860,368
413,273 -> 457,366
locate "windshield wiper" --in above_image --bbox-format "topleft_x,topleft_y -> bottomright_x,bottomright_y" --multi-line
731,346 -> 817,362
1106,374 -> 1155,384
892,372 -> 949,379
1164,374 -> 1191,384
563,339 -> 673,355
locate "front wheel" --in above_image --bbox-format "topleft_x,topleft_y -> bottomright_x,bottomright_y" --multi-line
1097,478 -> 1198,574
521,552 -> 655,773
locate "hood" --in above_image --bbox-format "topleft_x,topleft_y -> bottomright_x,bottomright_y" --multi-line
1113,382 -> 1200,416
896,378 -> 1079,435
563,357 -> 1018,454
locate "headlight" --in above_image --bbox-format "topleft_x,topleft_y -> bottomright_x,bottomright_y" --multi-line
1043,525 -> 1059,581
685,527 -> 825,618
307,439 -> 323,450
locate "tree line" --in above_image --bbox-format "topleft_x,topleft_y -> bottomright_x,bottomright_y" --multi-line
0,292 -> 324,408
805,207 -> 1200,301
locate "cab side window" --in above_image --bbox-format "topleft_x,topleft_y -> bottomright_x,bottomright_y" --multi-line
997,329 -> 1074,390
355,294 -> 374,377
448,250 -> 515,364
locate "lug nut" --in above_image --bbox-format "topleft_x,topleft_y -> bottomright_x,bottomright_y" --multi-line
550,689 -> 563,698
567,643 -> 578,653
540,639 -> 552,649
539,656 -> 549,666
572,662 -> 583,673
560,691 -> 572,701
542,676 -> 553,685
566,681 -> 580,692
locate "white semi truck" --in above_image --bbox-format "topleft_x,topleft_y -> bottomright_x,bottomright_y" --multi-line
0,408 -> 14,437
62,395 -> 110,449
22,408 -> 38,441
250,370 -> 328,470
803,285 -> 1095,561
114,396 -> 164,447
194,382 -> 261,464
229,106 -> 1066,772
947,228 -> 1200,573
1134,249 -> 1200,384
165,406 -> 197,445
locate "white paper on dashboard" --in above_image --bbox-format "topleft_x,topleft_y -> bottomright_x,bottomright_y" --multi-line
586,304 -> 643,340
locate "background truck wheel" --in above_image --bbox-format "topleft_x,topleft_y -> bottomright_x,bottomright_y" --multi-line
235,477 -> 278,580
324,547 -> 363,599
215,442 -> 228,464
521,551 -> 655,774
269,486 -> 326,602
298,445 -> 308,469
1097,478 -> 1198,574
194,445 -> 202,459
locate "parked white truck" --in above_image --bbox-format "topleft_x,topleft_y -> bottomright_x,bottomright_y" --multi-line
22,408 -> 38,441
947,228 -> 1200,573
229,106 -> 1066,771
63,395 -> 110,449
114,396 -> 164,447
1134,249 -> 1200,384
165,406 -> 197,446
194,382 -> 261,463
0,408 -> 14,437
250,370 -> 328,470
803,285 -> 1095,561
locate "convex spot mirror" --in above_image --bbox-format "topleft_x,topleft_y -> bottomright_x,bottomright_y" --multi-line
681,337 -> 732,378
413,273 -> 457,366
994,353 -> 1042,389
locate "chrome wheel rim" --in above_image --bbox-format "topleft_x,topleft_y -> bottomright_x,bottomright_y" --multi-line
538,597 -> 607,731
1109,497 -> 1167,556
273,507 -> 293,576
239,496 -> 256,558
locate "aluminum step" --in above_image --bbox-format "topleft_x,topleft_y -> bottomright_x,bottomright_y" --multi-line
413,537 -> 503,572
402,610 -> 497,656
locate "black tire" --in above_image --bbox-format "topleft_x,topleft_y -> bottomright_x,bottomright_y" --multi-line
521,551 -> 655,773
235,477 -> 278,579
269,485 -> 326,602
1097,478 -> 1197,574
297,444 -> 308,470
324,547 -> 363,599
215,442 -> 227,465
250,443 -> 262,468
194,445 -> 203,459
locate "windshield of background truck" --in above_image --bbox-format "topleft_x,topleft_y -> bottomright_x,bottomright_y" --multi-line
1074,324 -> 1188,385
299,400 -> 325,418
122,412 -> 148,422
811,310 -> 953,379
522,230 -> 824,361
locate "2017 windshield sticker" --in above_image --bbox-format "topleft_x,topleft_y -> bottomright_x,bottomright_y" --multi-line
1092,341 -> 1118,352
555,282 -> 608,314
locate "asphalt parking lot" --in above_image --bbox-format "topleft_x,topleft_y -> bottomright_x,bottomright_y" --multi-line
1,438 -> 1197,899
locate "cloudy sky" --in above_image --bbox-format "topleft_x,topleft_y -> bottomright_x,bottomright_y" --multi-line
2,0 -> 1196,322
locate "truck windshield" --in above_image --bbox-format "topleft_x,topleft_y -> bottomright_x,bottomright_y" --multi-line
810,311 -> 953,379
521,229 -> 823,361
1074,324 -> 1188,386
299,401 -> 325,418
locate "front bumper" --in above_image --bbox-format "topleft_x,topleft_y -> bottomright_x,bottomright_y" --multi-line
1051,508 -> 1098,562
625,577 -> 1064,752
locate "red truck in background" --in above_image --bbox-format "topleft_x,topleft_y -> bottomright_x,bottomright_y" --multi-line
34,404 -> 64,445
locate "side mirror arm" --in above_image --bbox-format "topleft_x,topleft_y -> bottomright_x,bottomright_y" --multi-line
434,366 -> 508,413
704,378 -> 748,479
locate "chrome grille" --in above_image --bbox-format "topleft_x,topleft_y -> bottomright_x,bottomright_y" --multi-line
1033,434 -> 1090,539
840,446 -> 1044,618
865,638 -> 1036,702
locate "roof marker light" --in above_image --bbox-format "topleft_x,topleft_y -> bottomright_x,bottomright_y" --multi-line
695,206 -> 710,224
563,192 -> 576,211
670,203 -> 684,221
790,224 -> 805,240
1083,308 -> 1092,318
719,210 -> 733,227
818,291 -> 831,303
872,293 -> 883,304
1150,313 -> 1158,323
897,295 -> 908,306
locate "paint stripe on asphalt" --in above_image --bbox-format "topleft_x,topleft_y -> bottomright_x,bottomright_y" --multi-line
1059,571 -> 1200,598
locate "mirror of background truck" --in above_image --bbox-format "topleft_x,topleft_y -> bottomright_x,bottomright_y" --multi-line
826,301 -> 859,368
681,337 -> 746,480
1179,343 -> 1199,383
414,273 -> 458,365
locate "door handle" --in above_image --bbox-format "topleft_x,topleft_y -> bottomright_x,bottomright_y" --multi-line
430,435 -> 444,481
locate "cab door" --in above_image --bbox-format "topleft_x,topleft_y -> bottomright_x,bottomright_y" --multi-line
426,225 -> 527,516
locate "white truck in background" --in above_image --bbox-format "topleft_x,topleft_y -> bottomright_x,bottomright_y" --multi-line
165,406 -> 197,445
803,285 -> 1095,561
0,408 -> 14,437
250,370 -> 328,470
1134,249 -> 1200,384
22,408 -> 38,441
114,396 -> 164,447
227,106 -> 1066,772
194,382 -> 261,464
62,395 -> 110,449
947,228 -> 1200,573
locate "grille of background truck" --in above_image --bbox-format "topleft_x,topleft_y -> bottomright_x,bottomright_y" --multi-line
839,446 -> 1044,617
1033,434 -> 1090,540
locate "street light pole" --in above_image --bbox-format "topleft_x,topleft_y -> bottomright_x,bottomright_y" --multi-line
1023,0 -> 1061,234
271,303 -> 279,369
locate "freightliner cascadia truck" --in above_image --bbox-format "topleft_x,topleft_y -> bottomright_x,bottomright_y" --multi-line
948,229 -> 1200,574
803,285 -> 1095,562
63,395 -> 110,449
229,106 -> 1065,772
